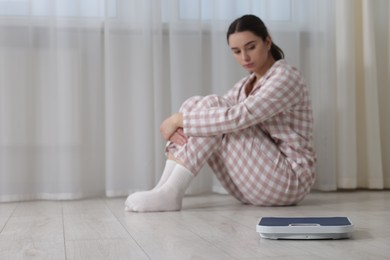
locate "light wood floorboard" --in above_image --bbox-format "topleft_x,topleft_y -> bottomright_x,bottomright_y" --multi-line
0,191 -> 389,259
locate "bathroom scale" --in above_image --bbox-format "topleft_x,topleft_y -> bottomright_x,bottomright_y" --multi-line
256,217 -> 354,240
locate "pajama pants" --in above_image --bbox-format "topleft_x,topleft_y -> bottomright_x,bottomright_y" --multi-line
166,95 -> 314,206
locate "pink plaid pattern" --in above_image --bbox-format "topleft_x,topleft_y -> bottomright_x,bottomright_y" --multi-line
166,60 -> 316,206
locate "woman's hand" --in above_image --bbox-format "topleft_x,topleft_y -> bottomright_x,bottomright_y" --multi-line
160,113 -> 185,142
169,128 -> 187,145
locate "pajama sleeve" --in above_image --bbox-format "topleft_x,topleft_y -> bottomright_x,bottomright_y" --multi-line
182,64 -> 304,136
221,75 -> 249,104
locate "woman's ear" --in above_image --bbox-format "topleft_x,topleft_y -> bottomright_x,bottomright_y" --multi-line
266,36 -> 272,51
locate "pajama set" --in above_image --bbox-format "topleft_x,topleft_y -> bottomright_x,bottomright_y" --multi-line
166,59 -> 316,206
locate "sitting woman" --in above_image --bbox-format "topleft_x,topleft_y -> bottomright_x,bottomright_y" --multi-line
125,14 -> 317,212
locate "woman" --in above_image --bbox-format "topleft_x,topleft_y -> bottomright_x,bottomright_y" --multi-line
125,14 -> 316,212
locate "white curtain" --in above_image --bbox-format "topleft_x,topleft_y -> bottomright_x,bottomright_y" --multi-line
325,0 -> 390,190
0,0 -> 389,202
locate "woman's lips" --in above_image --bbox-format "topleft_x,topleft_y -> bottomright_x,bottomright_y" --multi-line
243,63 -> 254,69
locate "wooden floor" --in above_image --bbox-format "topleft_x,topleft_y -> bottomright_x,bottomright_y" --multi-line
0,190 -> 389,260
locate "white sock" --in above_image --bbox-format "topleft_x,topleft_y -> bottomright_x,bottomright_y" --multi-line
125,164 -> 194,212
153,160 -> 176,190
123,159 -> 177,211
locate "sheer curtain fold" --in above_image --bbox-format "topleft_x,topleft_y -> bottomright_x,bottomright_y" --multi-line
104,0 -> 173,197
334,0 -> 388,189
0,15 -> 106,201
0,0 -> 389,202
360,0 -> 383,188
334,0 -> 358,189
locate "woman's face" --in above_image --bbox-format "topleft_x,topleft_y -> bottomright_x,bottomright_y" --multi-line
228,31 -> 272,77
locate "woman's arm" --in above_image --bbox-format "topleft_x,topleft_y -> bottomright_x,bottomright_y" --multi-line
160,113 -> 184,143
160,74 -> 249,142
182,65 -> 304,137
169,128 -> 187,145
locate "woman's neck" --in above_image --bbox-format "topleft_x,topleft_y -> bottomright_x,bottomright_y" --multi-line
254,56 -> 276,82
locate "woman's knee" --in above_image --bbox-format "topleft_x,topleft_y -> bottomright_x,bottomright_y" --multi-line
179,96 -> 204,112
180,95 -> 232,112
205,95 -> 233,108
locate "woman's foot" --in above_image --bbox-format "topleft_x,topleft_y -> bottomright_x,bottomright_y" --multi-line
125,164 -> 193,212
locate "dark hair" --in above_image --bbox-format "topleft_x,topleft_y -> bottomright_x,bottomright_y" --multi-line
227,14 -> 284,61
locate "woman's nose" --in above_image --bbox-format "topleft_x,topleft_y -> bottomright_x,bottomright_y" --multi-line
241,51 -> 250,61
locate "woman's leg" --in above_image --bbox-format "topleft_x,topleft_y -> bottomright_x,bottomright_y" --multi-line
125,96 -> 228,212
210,125 -> 315,206
125,162 -> 194,212
125,95 -> 314,211
206,152 -> 251,204
153,159 -> 177,190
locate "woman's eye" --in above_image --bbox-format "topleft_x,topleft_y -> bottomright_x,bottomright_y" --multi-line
247,45 -> 255,50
